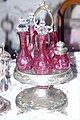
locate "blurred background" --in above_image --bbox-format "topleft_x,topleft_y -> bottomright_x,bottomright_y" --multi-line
0,0 -> 80,58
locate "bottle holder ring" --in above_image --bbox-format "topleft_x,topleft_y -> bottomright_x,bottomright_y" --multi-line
34,1 -> 53,32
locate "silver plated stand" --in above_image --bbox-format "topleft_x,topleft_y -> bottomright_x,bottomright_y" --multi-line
14,66 -> 73,113
16,86 -> 68,112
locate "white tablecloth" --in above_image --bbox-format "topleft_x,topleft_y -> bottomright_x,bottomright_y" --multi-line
0,52 -> 80,120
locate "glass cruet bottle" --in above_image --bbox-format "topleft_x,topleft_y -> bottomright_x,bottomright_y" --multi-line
52,41 -> 70,70
27,13 -> 39,60
47,25 -> 58,60
33,20 -> 52,75
16,18 -> 33,71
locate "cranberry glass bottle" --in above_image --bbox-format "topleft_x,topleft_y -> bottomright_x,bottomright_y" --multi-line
47,25 -> 58,60
27,13 -> 38,60
16,18 -> 33,71
52,41 -> 70,70
33,20 -> 52,75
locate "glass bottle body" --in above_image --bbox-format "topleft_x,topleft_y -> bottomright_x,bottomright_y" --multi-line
52,54 -> 70,70
47,31 -> 57,59
33,35 -> 52,75
16,32 -> 33,71
28,26 -> 38,60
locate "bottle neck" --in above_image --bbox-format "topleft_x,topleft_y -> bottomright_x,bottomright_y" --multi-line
37,34 -> 48,55
28,26 -> 35,45
17,32 -> 27,49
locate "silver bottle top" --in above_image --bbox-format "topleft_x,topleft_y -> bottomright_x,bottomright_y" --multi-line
54,41 -> 67,55
34,0 -> 53,33
17,17 -> 28,32
26,12 -> 35,27
36,19 -> 49,35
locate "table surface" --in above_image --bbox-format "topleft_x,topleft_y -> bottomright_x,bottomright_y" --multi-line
0,52 -> 80,120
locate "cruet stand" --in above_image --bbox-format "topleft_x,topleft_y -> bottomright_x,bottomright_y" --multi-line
14,1 -> 73,113
14,67 -> 73,85
15,66 -> 73,113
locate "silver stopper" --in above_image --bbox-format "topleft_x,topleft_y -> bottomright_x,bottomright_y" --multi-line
17,17 -> 28,32
26,12 -> 35,26
54,41 -> 67,55
36,19 -> 49,35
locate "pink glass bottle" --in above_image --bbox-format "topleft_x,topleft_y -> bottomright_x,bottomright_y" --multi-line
47,25 -> 58,60
16,18 -> 33,71
33,20 -> 52,75
52,41 -> 70,70
27,13 -> 38,60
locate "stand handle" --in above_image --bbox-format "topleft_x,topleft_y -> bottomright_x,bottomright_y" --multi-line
34,1 -> 53,32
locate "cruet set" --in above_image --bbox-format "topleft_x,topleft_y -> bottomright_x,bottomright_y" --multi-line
13,1 -> 73,112
16,19 -> 70,74
0,0 -> 79,116
14,1 -> 73,81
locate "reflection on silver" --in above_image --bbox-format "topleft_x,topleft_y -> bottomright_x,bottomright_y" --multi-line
14,67 -> 73,85
16,86 -> 68,112
0,96 -> 11,115
0,51 -> 11,92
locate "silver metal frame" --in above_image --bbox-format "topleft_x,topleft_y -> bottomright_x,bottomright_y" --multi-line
13,66 -> 73,85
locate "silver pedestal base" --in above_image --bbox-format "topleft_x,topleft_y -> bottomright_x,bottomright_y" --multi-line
13,67 -> 73,85
16,86 -> 67,112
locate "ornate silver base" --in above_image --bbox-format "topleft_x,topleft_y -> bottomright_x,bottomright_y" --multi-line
16,86 -> 67,112
0,96 -> 11,115
13,67 -> 73,85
